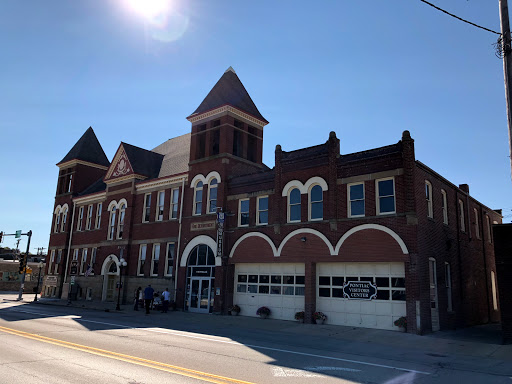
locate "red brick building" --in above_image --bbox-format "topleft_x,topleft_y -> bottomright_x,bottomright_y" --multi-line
44,67 -> 502,334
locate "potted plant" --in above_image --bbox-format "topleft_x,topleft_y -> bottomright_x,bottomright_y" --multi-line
394,316 -> 407,332
256,306 -> 271,319
313,311 -> 327,324
294,311 -> 305,322
228,304 -> 241,316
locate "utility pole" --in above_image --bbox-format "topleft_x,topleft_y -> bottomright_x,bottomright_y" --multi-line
17,230 -> 32,301
499,0 -> 512,178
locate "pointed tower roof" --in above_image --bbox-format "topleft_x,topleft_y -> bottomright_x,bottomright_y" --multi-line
188,67 -> 268,124
58,127 -> 110,167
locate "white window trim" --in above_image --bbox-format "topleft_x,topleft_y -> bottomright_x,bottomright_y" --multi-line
441,189 -> 448,225
491,271 -> 498,311
73,249 -> 79,261
425,181 -> 433,219
107,205 -> 116,240
207,178 -> 218,214
170,188 -> 179,220
156,190 -> 165,221
143,193 -> 151,223
376,177 -> 396,215
164,242 -> 175,276
77,206 -> 84,231
193,181 -> 203,216
151,244 -> 160,276
54,210 -> 61,233
80,248 -> 88,275
308,184 -> 323,221
256,196 -> 269,226
474,208 -> 480,239
287,188 -> 301,223
95,203 -> 102,229
48,250 -> 55,274
55,250 -> 61,274
459,200 -> 465,232
86,204 -> 93,230
138,244 -> 147,276
117,203 -> 126,239
347,182 -> 365,218
238,198 -> 250,227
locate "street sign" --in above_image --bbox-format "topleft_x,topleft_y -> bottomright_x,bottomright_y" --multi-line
70,261 -> 78,276
15,230 -> 21,238
217,212 -> 225,224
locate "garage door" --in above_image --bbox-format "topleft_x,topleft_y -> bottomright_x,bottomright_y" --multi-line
316,262 -> 406,331
234,263 -> 305,320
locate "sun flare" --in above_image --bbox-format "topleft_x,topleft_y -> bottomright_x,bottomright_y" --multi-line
126,0 -> 171,20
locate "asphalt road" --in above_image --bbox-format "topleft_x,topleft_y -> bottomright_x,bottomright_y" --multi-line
0,299 -> 510,383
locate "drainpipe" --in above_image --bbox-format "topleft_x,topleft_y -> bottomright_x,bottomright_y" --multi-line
63,201 -> 76,300
174,177 -> 186,302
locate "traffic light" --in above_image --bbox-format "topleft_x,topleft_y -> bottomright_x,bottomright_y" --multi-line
0,231 -> 3,243
19,256 -> 26,274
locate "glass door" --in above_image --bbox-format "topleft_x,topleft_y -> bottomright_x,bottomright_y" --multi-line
189,278 -> 211,313
106,275 -> 116,301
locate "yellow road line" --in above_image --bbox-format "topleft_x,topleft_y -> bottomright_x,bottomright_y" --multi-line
0,325 -> 255,384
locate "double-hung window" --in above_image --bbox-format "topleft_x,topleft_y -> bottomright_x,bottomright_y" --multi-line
194,181 -> 203,215
77,206 -> 84,231
257,196 -> 268,225
474,208 -> 480,239
54,210 -> 61,233
239,199 -> 249,227
165,242 -> 175,276
117,203 -> 126,239
156,191 -> 165,221
151,244 -> 160,276
138,245 -> 147,276
486,215 -> 492,243
170,188 -> 179,219
80,249 -> 87,275
441,189 -> 448,224
61,207 -> 68,232
73,249 -> 79,261
459,200 -> 465,232
48,250 -> 55,274
55,250 -> 62,274
288,188 -> 301,222
95,203 -> 102,229
425,181 -> 433,218
376,178 -> 395,215
143,193 -> 151,222
445,262 -> 452,312
86,205 -> 93,230
309,185 -> 323,220
348,182 -> 365,217
208,178 -> 218,213
108,206 -> 116,240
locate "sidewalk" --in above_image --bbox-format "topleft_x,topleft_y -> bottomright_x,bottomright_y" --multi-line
3,293 -> 512,376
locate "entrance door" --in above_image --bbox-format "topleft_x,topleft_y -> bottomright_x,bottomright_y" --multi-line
189,278 -> 211,313
106,275 -> 116,301
429,258 -> 440,331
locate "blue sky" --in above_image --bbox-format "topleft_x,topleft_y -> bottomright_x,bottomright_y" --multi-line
0,0 -> 510,253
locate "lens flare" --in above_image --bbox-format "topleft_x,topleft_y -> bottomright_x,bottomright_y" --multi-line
126,0 -> 171,20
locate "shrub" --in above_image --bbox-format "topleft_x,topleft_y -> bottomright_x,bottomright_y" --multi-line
294,311 -> 305,320
256,306 -> 271,316
394,316 -> 407,329
312,311 -> 327,321
229,304 -> 241,313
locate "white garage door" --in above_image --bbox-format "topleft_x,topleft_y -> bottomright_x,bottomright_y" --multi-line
316,263 -> 406,331
234,263 -> 305,320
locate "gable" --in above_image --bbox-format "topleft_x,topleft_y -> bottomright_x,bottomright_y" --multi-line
104,146 -> 134,182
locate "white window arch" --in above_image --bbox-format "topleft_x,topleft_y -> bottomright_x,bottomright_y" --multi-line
107,200 -> 117,240
425,181 -> 433,218
208,178 -> 218,213
53,205 -> 62,233
194,180 -> 203,215
309,184 -> 323,221
61,205 -> 68,232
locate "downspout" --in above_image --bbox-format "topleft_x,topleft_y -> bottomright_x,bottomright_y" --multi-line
174,177 -> 186,302
63,201 -> 76,299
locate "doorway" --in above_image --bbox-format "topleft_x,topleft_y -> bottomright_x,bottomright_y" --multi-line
185,244 -> 215,313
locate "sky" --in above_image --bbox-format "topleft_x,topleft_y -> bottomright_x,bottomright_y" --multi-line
0,0 -> 511,254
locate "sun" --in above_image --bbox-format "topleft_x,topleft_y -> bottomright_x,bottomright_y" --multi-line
125,0 -> 171,20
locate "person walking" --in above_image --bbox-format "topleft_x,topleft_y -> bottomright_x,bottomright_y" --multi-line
144,284 -> 154,315
134,286 -> 142,311
162,288 -> 171,313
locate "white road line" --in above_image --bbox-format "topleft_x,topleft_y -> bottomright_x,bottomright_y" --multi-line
77,319 -> 431,375
306,366 -> 361,372
7,308 -> 80,319
272,367 -> 323,378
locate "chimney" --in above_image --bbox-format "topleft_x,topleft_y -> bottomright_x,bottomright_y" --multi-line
459,184 -> 470,194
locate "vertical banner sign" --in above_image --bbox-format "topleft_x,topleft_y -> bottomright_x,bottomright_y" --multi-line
216,212 -> 225,257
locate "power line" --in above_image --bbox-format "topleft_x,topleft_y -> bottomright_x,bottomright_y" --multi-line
419,0 -> 501,35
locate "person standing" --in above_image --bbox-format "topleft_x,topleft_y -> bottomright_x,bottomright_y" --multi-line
162,288 -> 171,313
134,286 -> 141,311
144,284 -> 154,315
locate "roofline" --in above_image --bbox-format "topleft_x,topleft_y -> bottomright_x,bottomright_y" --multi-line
135,172 -> 188,192
73,191 -> 106,205
187,104 -> 269,126
57,159 -> 109,170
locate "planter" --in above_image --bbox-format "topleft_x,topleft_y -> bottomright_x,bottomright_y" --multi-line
398,327 -> 406,333
259,314 -> 268,319
232,311 -> 239,316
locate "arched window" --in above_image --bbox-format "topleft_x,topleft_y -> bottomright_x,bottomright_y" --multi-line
459,200 -> 465,232
441,189 -> 448,224
208,178 -> 218,213
194,181 -> 203,215
474,208 -> 480,239
309,184 -> 323,220
117,203 -> 126,239
61,206 -> 68,232
288,188 -> 301,222
54,209 -> 61,234
108,206 -> 116,240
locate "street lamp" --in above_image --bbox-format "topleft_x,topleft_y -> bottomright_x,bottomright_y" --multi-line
115,257 -> 127,311
33,261 -> 44,302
